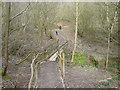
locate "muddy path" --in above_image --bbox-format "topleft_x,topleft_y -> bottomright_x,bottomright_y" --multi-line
37,61 -> 63,88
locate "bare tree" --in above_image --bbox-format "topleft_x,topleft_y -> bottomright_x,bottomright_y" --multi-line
71,1 -> 79,62
106,2 -> 118,68
2,2 -> 11,76
2,2 -> 30,76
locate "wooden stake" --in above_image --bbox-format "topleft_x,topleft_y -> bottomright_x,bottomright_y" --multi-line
62,53 -> 65,77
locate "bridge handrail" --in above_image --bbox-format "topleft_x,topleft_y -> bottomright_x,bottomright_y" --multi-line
28,40 -> 68,88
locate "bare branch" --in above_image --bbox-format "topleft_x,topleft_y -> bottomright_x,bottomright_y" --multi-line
10,3 -> 30,22
28,53 -> 39,89
15,53 -> 31,65
9,18 -> 29,35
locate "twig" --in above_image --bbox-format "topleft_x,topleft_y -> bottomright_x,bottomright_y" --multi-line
98,26 -> 120,44
9,20 -> 29,35
28,53 -> 39,89
15,53 -> 31,65
10,4 -> 30,22
58,63 -> 66,88
33,61 -> 39,88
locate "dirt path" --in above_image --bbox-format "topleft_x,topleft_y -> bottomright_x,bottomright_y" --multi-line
37,61 -> 63,88
52,29 -> 66,45
54,26 -> 117,57
50,26 -> 117,88
36,26 -> 117,88
64,66 -> 112,88
36,32 -> 67,88
36,30 -> 67,88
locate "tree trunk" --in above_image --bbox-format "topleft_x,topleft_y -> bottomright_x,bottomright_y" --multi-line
2,2 -> 11,76
106,3 -> 110,68
71,1 -> 79,62
106,2 -> 118,68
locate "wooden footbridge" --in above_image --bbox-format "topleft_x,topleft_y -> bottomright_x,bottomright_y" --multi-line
28,40 -> 68,88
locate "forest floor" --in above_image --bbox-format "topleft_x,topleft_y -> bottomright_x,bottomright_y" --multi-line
36,60 -> 118,88
37,61 -> 118,88
2,24 -> 118,88
2,56 -> 31,88
36,25 -> 118,88
64,66 -> 118,88
54,26 -> 118,57
2,39 -> 57,88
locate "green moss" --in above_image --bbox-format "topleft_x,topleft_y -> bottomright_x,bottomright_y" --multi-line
0,69 -> 2,75
92,54 -> 104,57
3,75 -> 11,80
32,77 -> 36,81
112,76 -> 119,80
73,51 -> 87,65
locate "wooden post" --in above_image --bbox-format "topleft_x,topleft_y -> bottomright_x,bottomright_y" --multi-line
62,53 -> 65,77
59,52 -> 62,70
59,52 -> 65,77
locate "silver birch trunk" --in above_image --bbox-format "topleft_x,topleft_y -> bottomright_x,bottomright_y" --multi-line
71,1 -> 79,62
